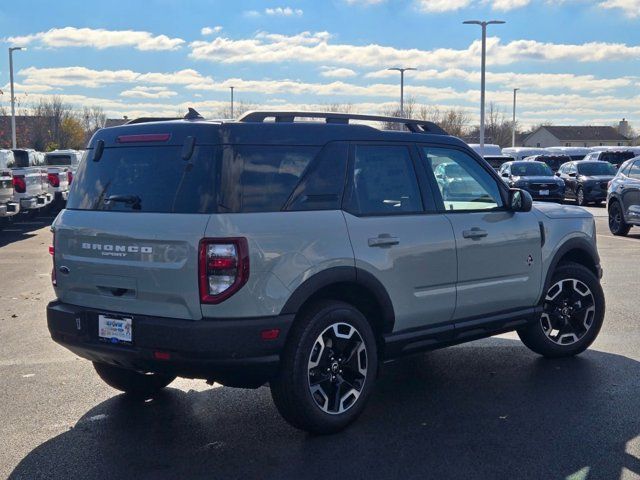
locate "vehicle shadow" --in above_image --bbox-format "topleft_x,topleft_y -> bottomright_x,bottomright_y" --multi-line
0,208 -> 59,248
9,339 -> 640,480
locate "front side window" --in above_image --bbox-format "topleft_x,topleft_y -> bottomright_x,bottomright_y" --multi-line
423,147 -> 503,212
345,145 -> 423,215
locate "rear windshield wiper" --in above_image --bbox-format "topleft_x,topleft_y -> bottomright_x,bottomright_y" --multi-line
104,194 -> 142,210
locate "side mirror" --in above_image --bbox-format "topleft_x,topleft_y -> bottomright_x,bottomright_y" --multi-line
509,188 -> 533,212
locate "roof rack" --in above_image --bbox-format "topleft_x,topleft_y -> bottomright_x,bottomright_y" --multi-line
125,117 -> 181,125
238,111 -> 448,135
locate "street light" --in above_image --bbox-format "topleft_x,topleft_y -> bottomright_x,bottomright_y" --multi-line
463,20 -> 505,155
229,86 -> 235,119
387,67 -> 416,116
9,46 -> 26,149
512,88 -> 519,148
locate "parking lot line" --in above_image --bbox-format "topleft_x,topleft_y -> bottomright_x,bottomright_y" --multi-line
597,234 -> 640,243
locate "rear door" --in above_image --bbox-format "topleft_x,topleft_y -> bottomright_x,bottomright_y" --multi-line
622,160 -> 640,222
55,143 -> 219,320
420,145 -> 542,320
342,143 -> 457,332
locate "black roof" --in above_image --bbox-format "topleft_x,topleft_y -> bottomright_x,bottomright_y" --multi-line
88,118 -> 465,150
536,126 -> 629,142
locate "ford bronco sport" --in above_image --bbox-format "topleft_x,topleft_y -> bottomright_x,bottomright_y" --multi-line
47,110 -> 605,434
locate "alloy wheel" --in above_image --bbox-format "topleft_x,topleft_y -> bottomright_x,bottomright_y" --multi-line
307,322 -> 368,415
577,189 -> 585,206
541,278 -> 596,345
609,203 -> 622,231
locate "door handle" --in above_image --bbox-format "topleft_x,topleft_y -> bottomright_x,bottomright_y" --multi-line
368,234 -> 399,247
462,228 -> 488,239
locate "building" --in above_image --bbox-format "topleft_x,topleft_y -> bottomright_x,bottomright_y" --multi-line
523,125 -> 631,148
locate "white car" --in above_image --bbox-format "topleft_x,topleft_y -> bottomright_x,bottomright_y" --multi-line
44,150 -> 83,204
467,143 -> 502,156
502,147 -> 548,161
545,147 -> 590,161
11,149 -> 53,214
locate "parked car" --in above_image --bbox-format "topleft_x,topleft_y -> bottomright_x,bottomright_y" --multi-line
498,161 -> 565,202
545,147 -> 590,161
582,150 -> 636,169
607,156 -> 640,236
48,110 -> 605,434
556,160 -> 617,206
483,154 -> 515,171
11,149 -> 53,215
44,150 -> 83,204
523,154 -> 571,173
0,149 -> 20,227
502,147 -> 548,161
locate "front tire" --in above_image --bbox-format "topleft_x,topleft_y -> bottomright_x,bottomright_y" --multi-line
93,362 -> 175,398
609,200 -> 631,236
518,262 -> 604,358
576,187 -> 587,206
270,301 -> 378,434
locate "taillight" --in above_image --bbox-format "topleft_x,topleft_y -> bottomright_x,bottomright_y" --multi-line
50,230 -> 56,287
199,238 -> 249,304
47,173 -> 60,187
13,175 -> 26,193
67,171 -> 73,184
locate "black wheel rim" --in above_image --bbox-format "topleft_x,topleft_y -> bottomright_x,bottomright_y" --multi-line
609,204 -> 621,231
541,278 -> 595,345
307,322 -> 368,415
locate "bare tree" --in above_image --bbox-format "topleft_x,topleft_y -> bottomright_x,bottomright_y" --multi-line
82,106 -> 107,135
213,100 -> 257,119
323,103 -> 355,114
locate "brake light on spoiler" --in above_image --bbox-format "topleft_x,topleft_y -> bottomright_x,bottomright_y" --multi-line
199,238 -> 249,304
116,133 -> 171,143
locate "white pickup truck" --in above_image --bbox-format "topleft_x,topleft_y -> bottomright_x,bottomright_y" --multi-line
11,149 -> 53,215
0,150 -> 21,227
44,150 -> 83,205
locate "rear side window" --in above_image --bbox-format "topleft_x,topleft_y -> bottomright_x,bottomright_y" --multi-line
219,145 -> 318,213
67,146 -> 218,213
344,145 -> 423,215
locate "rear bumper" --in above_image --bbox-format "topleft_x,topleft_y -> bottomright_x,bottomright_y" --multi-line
47,301 -> 294,387
20,193 -> 53,210
0,202 -> 19,218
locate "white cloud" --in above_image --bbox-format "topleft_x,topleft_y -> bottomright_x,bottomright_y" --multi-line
120,86 -> 178,99
416,0 -> 473,11
343,0 -> 386,4
6,27 -> 184,51
320,67 -> 357,78
265,7 -> 304,16
189,30 -> 640,69
201,26 -> 223,35
243,10 -> 262,17
490,0 -> 531,10
598,0 -> 640,17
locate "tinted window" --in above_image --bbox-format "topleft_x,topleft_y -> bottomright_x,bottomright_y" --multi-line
67,146 -> 218,213
423,147 -> 503,211
12,150 -> 29,168
629,161 -> 640,180
537,156 -> 569,171
511,162 -> 553,176
577,162 -> 617,176
345,145 -> 422,215
286,142 -> 348,211
600,151 -> 635,167
45,154 -> 72,166
219,145 -> 317,213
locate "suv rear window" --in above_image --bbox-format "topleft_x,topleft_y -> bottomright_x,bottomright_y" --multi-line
67,144 -> 321,214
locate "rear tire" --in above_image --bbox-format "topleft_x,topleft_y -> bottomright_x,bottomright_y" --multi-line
270,301 -> 378,434
608,200 -> 631,236
518,262 -> 604,358
576,187 -> 587,206
93,362 -> 175,398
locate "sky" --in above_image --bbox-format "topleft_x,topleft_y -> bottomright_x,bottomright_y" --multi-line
0,0 -> 639,130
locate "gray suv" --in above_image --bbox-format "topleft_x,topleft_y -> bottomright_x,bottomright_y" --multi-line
47,111 -> 605,434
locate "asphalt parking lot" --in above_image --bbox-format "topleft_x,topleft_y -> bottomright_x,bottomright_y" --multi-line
1,205 -> 639,480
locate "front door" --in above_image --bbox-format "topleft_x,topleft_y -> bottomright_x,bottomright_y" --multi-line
343,143 -> 457,332
420,145 -> 543,320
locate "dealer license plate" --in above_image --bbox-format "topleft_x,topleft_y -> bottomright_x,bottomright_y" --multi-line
98,315 -> 133,344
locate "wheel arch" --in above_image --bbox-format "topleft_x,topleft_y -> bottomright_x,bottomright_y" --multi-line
280,266 -> 395,338
540,237 -> 601,304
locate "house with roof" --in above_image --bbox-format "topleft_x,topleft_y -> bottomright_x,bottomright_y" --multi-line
523,122 -> 631,148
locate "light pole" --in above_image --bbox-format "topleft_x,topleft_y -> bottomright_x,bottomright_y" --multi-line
512,88 -> 519,148
463,20 -> 505,156
9,46 -> 26,149
229,86 -> 235,118
387,67 -> 416,116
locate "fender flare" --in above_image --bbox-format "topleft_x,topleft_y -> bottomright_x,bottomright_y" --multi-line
280,266 -> 396,333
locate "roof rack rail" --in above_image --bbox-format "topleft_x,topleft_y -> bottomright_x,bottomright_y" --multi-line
238,111 -> 448,135
125,117 -> 181,125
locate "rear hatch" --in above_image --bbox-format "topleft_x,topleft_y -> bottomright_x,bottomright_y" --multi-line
55,137 -> 219,320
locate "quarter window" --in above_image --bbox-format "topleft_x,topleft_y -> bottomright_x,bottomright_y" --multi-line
344,145 -> 423,215
422,147 -> 503,212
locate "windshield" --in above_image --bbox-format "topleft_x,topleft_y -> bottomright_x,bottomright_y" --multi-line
537,156 -> 569,171
511,162 -> 553,176
45,154 -> 73,166
600,151 -> 635,167
578,162 -> 617,176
